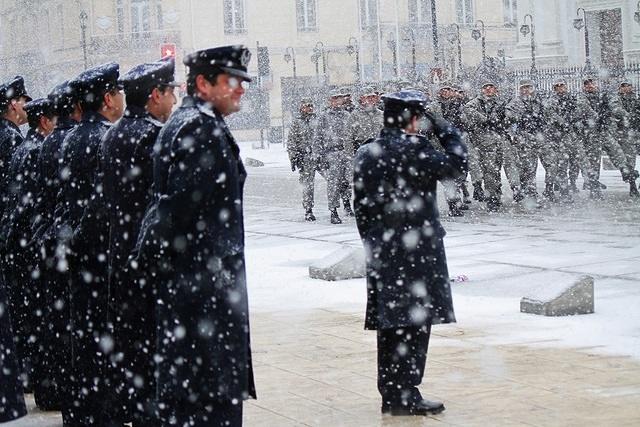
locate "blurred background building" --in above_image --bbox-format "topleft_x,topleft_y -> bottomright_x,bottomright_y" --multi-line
1,0 -> 638,139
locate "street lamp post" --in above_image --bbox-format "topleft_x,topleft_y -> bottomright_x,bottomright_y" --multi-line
347,37 -> 361,83
635,1 -> 640,24
80,10 -> 88,70
387,34 -> 398,78
284,47 -> 297,78
430,0 -> 440,66
471,19 -> 486,66
448,23 -> 463,75
573,8 -> 592,71
311,41 -> 326,81
520,14 -> 537,75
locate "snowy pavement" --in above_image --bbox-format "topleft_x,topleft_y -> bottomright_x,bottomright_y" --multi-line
10,143 -> 640,426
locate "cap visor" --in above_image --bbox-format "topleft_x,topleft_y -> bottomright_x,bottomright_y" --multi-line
220,67 -> 253,82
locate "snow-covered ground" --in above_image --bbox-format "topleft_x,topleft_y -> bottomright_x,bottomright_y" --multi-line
240,141 -> 640,360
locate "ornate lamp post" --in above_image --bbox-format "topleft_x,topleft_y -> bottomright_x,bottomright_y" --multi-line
386,34 -> 398,78
520,14 -> 537,75
471,19 -> 486,66
284,47 -> 297,78
347,37 -> 361,82
311,41 -> 326,81
80,10 -> 88,70
430,0 -> 440,66
448,23 -> 463,75
573,8 -> 592,71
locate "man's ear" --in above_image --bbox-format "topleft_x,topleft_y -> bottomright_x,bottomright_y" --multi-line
103,91 -> 113,109
150,87 -> 162,105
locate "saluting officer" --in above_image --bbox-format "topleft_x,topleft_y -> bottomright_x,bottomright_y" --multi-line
53,63 -> 124,426
134,45 -> 256,426
1,98 -> 55,405
29,81 -> 83,415
100,58 -> 178,425
354,90 -> 467,417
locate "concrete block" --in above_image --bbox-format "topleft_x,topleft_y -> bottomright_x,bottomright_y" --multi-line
520,275 -> 594,316
309,246 -> 366,281
244,157 -> 265,167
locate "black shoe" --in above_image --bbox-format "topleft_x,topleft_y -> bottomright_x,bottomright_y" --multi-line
382,399 -> 445,416
330,209 -> 342,224
473,182 -> 486,202
512,186 -> 524,203
304,210 -> 316,221
558,189 -> 574,204
630,180 -> 640,199
343,203 -> 355,217
569,181 -> 579,193
542,184 -> 556,203
448,200 -> 464,217
486,197 -> 502,212
583,181 -> 607,190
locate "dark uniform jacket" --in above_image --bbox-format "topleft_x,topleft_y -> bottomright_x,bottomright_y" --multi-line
99,105 -> 161,417
0,120 -> 27,423
0,119 -> 24,220
134,96 -> 255,411
0,129 -> 44,375
52,110 -> 114,424
31,117 -> 77,243
0,280 -> 26,422
354,125 -> 467,330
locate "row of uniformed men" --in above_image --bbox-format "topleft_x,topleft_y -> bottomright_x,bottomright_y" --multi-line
0,45 -> 257,426
287,85 -> 384,224
288,76 -> 640,223
438,77 -> 640,212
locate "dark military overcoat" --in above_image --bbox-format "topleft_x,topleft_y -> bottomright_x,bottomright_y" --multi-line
353,126 -> 467,330
99,105 -> 161,420
53,110 -> 114,425
134,96 -> 255,420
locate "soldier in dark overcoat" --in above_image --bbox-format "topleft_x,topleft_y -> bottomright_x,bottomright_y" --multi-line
100,58 -> 177,426
353,90 -> 467,416
0,76 -> 31,389
52,63 -> 124,426
1,98 -> 56,406
28,81 -> 83,413
134,45 -> 256,427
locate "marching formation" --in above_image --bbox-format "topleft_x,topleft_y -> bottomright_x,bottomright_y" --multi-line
0,46 -> 255,426
288,77 -> 640,221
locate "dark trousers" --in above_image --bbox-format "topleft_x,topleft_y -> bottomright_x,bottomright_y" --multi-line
163,400 -> 243,427
377,323 -> 432,407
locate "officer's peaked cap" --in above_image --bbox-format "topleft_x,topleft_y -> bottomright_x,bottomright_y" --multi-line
120,57 -> 180,94
70,63 -> 122,98
184,45 -> 252,82
0,76 -> 32,110
552,78 -> 567,86
619,79 -> 633,87
48,81 -> 79,111
24,98 -> 55,121
381,90 -> 429,115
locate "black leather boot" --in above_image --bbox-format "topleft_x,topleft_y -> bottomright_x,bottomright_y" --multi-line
343,200 -> 355,217
304,209 -> 316,221
382,399 -> 445,416
330,209 -> 342,224
448,200 -> 464,217
486,196 -> 502,212
542,183 -> 556,202
473,181 -> 486,202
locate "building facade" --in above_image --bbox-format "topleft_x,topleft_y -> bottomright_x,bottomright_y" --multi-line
510,0 -> 640,72
1,0 -> 520,128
